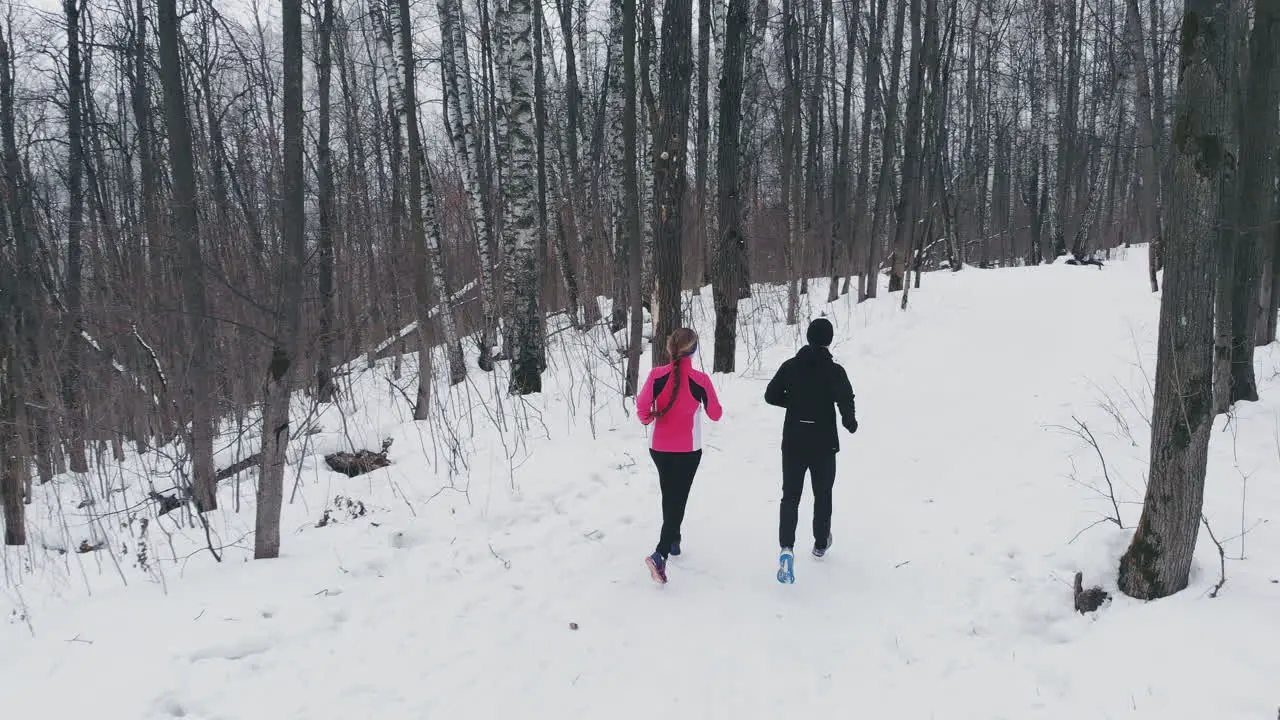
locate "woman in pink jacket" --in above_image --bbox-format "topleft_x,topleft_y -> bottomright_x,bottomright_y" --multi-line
636,327 -> 723,584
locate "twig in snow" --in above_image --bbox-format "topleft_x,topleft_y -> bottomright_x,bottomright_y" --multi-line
1201,514 -> 1228,598
196,510 -> 223,563
1071,417 -> 1124,526
1069,517 -> 1118,544
1051,416 -> 1124,529
488,543 -> 511,569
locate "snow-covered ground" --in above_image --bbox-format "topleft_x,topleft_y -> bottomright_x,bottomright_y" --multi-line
2,246 -> 1277,719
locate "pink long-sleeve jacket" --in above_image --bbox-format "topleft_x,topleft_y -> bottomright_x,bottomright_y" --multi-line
637,357 -> 723,452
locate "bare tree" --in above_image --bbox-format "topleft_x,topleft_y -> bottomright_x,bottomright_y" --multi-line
0,0 -> 1225,561
439,0 -> 498,371
314,0 -> 337,403
63,0 -> 89,473
1126,0 -> 1162,292
157,0 -> 217,512
1236,0 -> 1280,359
0,24 -> 28,545
865,0 -> 906,300
505,0 -> 544,394
1117,0 -> 1238,600
255,0 -> 308,560
712,0 -> 749,373
650,0 -> 694,362
622,0 -> 644,395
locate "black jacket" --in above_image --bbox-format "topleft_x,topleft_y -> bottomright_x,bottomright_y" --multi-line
764,345 -> 857,455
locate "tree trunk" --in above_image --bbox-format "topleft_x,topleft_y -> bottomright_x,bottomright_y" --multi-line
1117,0 -> 1238,600
134,0 -> 165,317
389,0 -> 465,401
650,0 -> 695,364
712,0 -> 749,373
607,0 -> 629,333
802,0 -> 830,300
506,0 -> 544,394
780,0 -> 802,324
1126,0 -> 1161,292
694,0 -> 712,290
531,0 -> 551,369
867,0 -> 906,299
0,27 -> 27,545
157,0 -> 217,512
315,0 -> 337,402
828,0 -> 857,303
254,0 -> 308,560
63,0 -> 89,474
889,0 -> 925,292
854,0 -> 887,299
1222,1 -> 1273,402
1241,0 -> 1280,352
440,0 -> 498,370
1210,10 -> 1246,416
622,0 -> 645,395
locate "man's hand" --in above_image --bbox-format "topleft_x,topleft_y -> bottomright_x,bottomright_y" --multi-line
843,416 -> 858,434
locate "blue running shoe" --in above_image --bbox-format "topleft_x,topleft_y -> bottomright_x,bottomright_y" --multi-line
777,549 -> 795,584
645,552 -> 668,584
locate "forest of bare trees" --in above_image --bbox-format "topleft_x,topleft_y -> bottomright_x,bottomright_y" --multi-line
0,0 -> 1276,593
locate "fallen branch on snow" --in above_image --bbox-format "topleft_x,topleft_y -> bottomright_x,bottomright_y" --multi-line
1201,514 -> 1228,598
215,454 -> 262,482
325,438 -> 394,477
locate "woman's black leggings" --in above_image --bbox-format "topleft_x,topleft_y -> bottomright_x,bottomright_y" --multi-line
650,449 -> 703,558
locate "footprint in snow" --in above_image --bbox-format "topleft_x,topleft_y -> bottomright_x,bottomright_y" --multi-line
152,694 -> 190,718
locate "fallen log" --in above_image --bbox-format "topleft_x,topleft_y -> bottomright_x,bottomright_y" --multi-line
325,438 -> 394,478
216,453 -> 262,482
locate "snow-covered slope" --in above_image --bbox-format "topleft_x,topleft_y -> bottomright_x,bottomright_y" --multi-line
2,246 -> 1277,719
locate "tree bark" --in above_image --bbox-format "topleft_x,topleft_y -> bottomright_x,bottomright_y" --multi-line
622,0 -> 645,395
63,0 -> 89,473
607,0 -> 629,333
1241,0 -> 1280,352
712,0 -> 749,373
157,0 -> 217,512
889,0 -> 925,292
695,0 -> 712,291
439,0 -> 498,370
1126,0 -> 1161,292
315,0 -> 337,403
853,0 -> 887,299
866,0 -> 906,299
254,0 -> 308,560
1117,0 -> 1238,600
650,0 -> 695,364
506,0 -> 544,393
1223,0 -> 1274,399
828,0 -> 858,303
388,0 -> 465,403
0,26 -> 28,545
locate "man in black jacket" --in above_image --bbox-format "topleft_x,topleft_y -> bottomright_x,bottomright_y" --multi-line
764,317 -> 857,584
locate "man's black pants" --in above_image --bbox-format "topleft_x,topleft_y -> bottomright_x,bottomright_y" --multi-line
779,450 -> 836,550
650,449 -> 702,558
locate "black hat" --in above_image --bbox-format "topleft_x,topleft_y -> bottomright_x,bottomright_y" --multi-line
806,317 -> 834,347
